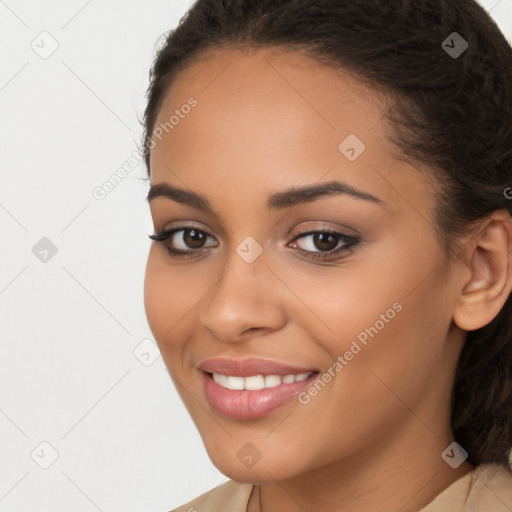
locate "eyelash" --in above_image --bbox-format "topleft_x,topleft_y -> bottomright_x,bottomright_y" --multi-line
149,226 -> 361,262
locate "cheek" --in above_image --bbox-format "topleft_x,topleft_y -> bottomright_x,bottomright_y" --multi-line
286,240 -> 451,411
274,291 -> 449,470
296,234 -> 447,356
143,248 -> 197,354
143,252 -> 168,339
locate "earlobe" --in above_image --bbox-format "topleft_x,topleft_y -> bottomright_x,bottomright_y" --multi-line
453,210 -> 512,332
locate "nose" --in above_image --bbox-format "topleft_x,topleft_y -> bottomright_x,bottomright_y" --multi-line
198,244 -> 286,342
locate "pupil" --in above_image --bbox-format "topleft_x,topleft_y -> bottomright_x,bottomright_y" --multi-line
186,229 -> 205,248
315,233 -> 337,251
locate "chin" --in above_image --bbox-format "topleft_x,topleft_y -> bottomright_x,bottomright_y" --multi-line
207,447 -> 306,484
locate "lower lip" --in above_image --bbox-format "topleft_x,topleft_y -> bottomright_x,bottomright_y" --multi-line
201,371 -> 319,419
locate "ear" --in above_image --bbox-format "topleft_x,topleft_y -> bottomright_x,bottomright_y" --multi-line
453,209 -> 512,331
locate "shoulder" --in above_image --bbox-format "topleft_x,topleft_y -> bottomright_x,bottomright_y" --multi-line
169,479 -> 255,512
465,462 -> 512,510
421,463 -> 512,512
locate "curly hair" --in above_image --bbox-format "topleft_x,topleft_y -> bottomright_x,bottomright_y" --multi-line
141,0 -> 512,468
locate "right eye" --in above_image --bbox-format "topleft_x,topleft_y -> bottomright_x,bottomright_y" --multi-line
149,227 -> 218,258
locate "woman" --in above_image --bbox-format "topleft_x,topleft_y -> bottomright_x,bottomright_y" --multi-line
141,0 -> 512,510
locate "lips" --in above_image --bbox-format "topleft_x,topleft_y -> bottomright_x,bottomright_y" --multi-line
197,357 -> 318,377
197,357 -> 320,419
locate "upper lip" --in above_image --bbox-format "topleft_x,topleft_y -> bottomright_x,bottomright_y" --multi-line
198,357 -> 318,377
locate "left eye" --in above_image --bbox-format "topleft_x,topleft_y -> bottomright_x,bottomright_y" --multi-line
291,231 -> 348,252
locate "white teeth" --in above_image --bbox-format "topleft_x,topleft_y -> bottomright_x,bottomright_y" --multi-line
264,375 -> 282,388
212,372 -> 314,390
226,376 -> 245,390
213,372 -> 228,387
245,375 -> 265,390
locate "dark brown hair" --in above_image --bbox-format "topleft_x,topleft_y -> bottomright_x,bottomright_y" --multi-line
141,0 -> 512,468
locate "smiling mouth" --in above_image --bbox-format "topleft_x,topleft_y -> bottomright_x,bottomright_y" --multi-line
206,371 -> 319,390
201,369 -> 320,419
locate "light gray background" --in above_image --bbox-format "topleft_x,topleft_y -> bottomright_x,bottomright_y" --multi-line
0,1 -> 511,510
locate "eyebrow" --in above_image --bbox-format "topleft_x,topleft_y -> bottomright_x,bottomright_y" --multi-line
146,180 -> 385,212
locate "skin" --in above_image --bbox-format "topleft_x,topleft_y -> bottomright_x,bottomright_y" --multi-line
144,46 -> 512,511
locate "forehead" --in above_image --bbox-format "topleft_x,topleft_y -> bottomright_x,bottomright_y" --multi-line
153,46 -> 389,136
152,48 -> 391,162
148,46 -> 434,220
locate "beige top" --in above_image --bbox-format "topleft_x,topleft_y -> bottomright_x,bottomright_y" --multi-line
170,463 -> 512,511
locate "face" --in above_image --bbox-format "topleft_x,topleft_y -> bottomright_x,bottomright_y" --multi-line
144,47 -> 466,483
